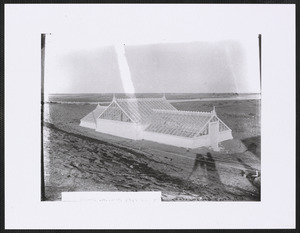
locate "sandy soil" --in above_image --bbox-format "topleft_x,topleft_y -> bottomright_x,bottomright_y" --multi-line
43,99 -> 261,201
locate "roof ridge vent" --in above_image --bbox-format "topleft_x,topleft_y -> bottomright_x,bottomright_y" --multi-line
116,97 -> 165,102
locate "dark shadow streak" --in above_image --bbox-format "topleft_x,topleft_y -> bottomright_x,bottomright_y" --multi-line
187,153 -> 206,179
205,152 -> 224,187
188,152 -> 224,188
241,136 -> 261,159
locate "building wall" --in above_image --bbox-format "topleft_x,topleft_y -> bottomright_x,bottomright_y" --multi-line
191,135 -> 211,148
96,119 -> 140,140
218,130 -> 233,142
79,120 -> 96,129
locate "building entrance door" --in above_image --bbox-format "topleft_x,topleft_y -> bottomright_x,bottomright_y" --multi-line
209,121 -> 219,151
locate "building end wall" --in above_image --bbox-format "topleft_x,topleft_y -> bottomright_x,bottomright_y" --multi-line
79,120 -> 96,129
218,130 -> 233,142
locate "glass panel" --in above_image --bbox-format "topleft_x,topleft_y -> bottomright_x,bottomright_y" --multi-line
210,116 -> 218,122
198,124 -> 209,136
219,121 -> 229,131
99,103 -> 132,122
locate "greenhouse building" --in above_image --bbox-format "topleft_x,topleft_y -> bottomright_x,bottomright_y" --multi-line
80,96 -> 233,150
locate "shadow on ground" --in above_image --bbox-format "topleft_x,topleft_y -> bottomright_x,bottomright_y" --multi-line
241,136 -> 261,159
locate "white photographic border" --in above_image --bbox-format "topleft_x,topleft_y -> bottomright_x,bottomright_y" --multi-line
4,4 -> 295,229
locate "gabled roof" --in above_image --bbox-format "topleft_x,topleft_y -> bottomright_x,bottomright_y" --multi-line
114,97 -> 178,124
95,97 -> 231,138
81,104 -> 107,123
145,109 -> 213,138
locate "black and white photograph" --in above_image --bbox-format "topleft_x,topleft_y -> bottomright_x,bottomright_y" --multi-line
5,4 -> 295,229
42,33 -> 261,202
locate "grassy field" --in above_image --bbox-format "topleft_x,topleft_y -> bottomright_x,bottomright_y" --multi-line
43,98 -> 261,201
47,93 -> 259,103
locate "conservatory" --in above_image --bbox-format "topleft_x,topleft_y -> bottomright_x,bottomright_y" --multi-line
80,96 -> 233,150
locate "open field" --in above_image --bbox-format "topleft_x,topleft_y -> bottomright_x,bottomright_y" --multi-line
43,98 -> 261,201
47,93 -> 260,103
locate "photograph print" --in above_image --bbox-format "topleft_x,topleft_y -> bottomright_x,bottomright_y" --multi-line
41,17 -> 261,202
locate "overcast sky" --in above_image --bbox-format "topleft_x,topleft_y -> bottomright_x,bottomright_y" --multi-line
44,5 -> 261,94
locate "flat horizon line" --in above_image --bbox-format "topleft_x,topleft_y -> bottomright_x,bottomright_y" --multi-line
47,92 -> 261,95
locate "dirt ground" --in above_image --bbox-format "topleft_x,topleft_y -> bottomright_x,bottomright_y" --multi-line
43,99 -> 261,201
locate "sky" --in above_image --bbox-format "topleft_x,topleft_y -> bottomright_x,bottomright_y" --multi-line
43,5 -> 261,94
